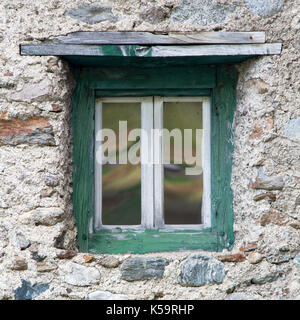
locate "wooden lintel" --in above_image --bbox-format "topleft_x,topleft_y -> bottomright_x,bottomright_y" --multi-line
20,43 -> 282,57
47,31 -> 266,45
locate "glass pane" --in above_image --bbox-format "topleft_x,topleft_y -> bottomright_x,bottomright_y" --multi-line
101,102 -> 141,225
163,102 -> 203,224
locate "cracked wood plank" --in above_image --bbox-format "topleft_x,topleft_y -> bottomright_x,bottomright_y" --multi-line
20,43 -> 282,57
46,31 -> 266,45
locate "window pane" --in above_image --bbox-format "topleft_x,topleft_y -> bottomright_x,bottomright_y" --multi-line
101,102 -> 141,225
163,102 -> 203,224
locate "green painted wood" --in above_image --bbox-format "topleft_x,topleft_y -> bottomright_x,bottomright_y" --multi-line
95,88 -> 211,97
72,76 -> 95,252
211,65 -> 238,250
72,63 -> 237,254
89,229 -> 218,254
76,65 -> 216,90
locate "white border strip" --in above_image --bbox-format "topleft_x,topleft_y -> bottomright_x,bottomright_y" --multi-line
141,97 -> 155,229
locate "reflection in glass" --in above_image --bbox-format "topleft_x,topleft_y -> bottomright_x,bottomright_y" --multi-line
163,102 -> 203,224
101,103 -> 141,225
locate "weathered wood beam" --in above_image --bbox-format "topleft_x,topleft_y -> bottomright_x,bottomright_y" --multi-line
20,43 -> 282,57
48,31 -> 266,45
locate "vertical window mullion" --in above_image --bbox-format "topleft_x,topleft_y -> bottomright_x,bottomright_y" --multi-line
94,100 -> 102,231
202,97 -> 211,228
153,96 -> 164,228
141,97 -> 154,229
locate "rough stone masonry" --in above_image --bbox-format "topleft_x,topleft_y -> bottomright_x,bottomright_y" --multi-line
0,0 -> 299,300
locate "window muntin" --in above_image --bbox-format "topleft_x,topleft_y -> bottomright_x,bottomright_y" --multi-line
94,96 -> 211,232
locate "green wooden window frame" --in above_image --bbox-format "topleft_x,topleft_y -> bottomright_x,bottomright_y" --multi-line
72,64 -> 237,254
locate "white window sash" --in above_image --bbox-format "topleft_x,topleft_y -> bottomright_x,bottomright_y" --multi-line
93,96 -> 211,232
153,96 -> 211,230
94,97 -> 153,231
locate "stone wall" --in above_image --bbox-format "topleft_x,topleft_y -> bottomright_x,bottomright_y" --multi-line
0,0 -> 299,300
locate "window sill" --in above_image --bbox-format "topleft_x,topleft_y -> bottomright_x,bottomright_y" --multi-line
88,228 -> 218,254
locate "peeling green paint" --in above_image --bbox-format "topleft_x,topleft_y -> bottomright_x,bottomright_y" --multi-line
89,229 -> 217,254
72,81 -> 94,252
72,63 -> 237,253
212,65 -> 237,250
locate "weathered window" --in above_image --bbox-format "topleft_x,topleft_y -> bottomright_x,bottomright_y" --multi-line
70,64 -> 237,254
20,31 -> 281,253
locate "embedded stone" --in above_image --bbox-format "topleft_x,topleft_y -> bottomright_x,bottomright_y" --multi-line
289,222 -> 300,230
19,207 -> 64,226
253,192 -> 276,202
284,118 -> 300,140
40,188 -> 55,198
218,253 -> 246,263
245,78 -> 269,94
31,251 -> 46,262
64,263 -> 100,286
139,5 -> 170,24
28,242 -> 39,252
9,256 -> 28,271
0,111 -> 8,121
267,253 -> 291,265
251,168 -> 284,190
37,263 -> 57,273
53,229 -> 75,249
248,252 -> 263,264
259,208 -> 286,227
251,272 -> 283,284
65,2 -> 118,24
0,200 -> 8,209
0,80 -> 15,89
178,254 -> 225,287
50,104 -> 63,113
83,255 -> 96,263
245,0 -> 284,18
16,232 -> 31,250
0,117 -> 55,146
249,120 -> 263,140
44,175 -> 60,187
296,196 -> 300,206
14,280 -> 49,300
98,256 -> 120,268
10,79 -> 53,102
86,290 -> 129,300
294,254 -> 300,266
171,0 -> 235,26
239,242 -> 258,252
120,257 -> 168,281
56,250 -> 76,260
